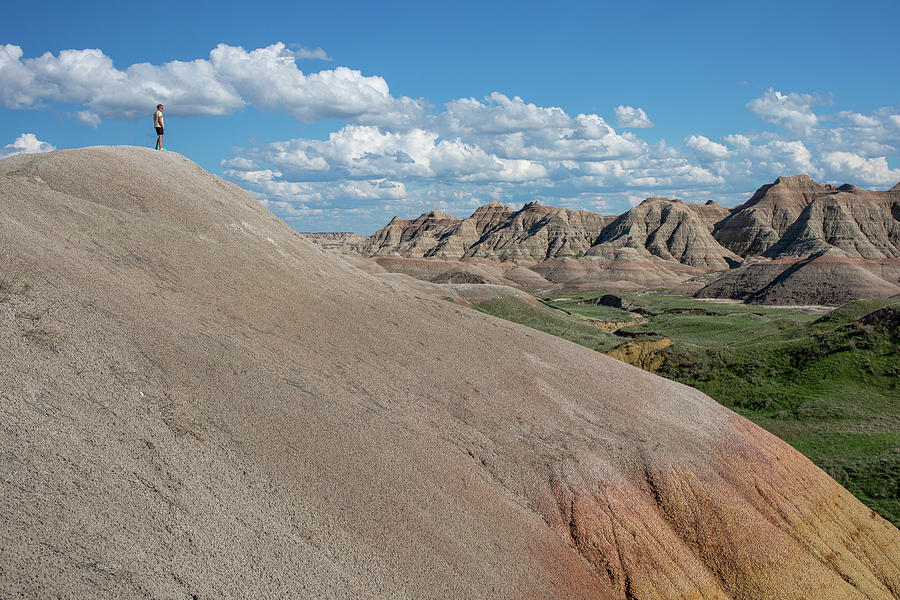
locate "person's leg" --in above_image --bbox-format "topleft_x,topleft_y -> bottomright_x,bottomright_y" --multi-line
156,133 -> 162,150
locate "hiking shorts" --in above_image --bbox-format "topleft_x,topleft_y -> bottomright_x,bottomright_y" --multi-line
155,127 -> 164,135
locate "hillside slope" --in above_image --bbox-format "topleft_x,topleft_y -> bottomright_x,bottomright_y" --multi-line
1,147 -> 898,599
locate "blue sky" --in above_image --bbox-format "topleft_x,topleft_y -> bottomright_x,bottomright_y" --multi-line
2,0 -> 899,234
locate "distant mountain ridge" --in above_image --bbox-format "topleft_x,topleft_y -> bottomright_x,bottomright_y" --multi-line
345,175 -> 900,304
357,200 -> 613,260
357,175 -> 900,263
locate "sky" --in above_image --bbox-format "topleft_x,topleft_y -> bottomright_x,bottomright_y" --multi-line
2,0 -> 899,234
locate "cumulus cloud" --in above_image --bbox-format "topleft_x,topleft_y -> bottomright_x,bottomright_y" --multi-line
0,42 -> 422,124
221,98 -> 724,231
198,85 -> 900,230
0,45 -> 39,109
220,156 -> 258,170
723,134 -> 751,150
821,151 -> 900,185
614,105 -> 654,128
685,135 -> 729,161
229,124 -> 551,183
444,93 -> 570,134
4,38 -> 898,231
841,112 -> 880,128
440,94 -> 644,162
767,140 -> 817,175
0,133 -> 55,158
746,88 -> 826,135
76,110 -> 101,128
289,46 -> 333,61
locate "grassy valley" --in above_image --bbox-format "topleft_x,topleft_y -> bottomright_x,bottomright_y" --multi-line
469,292 -> 900,526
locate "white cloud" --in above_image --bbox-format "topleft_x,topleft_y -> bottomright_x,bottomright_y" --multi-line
723,134 -> 751,150
0,42 -> 422,125
614,105 -> 654,128
207,43 -> 423,125
0,45 -> 39,108
842,112 -> 880,128
766,140 -> 816,174
220,156 -> 258,170
76,110 -> 101,128
290,46 -> 333,61
230,124 -> 550,184
224,83 -> 899,232
438,94 -> 644,162
685,135 -> 729,161
747,88 -> 824,135
247,175 -> 409,204
444,92 -> 570,134
226,168 -> 284,185
5,39 -> 898,231
0,133 -> 55,158
821,151 -> 900,185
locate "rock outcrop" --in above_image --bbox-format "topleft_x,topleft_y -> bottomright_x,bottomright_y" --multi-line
427,200 -> 513,257
464,202 -> 612,260
712,175 -> 842,257
760,190 -> 900,259
299,232 -> 368,252
686,199 -> 731,231
3,147 -> 898,599
358,209 -> 463,257
694,176 -> 900,303
585,197 -> 741,268
369,256 -> 552,288
712,175 -> 900,259
533,253 -> 699,291
358,200 -> 611,260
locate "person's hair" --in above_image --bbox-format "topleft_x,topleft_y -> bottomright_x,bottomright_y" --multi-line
157,104 -> 163,109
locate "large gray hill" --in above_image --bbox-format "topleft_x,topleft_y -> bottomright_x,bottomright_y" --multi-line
1,147 -> 898,599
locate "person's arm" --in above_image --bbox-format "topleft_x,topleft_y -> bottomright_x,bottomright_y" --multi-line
159,112 -> 164,128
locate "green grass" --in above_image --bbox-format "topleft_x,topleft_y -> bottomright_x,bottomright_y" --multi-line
653,299 -> 900,525
550,302 -> 634,322
473,291 -> 900,527
470,296 -> 621,353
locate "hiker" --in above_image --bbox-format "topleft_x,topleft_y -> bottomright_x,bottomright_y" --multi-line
154,104 -> 164,150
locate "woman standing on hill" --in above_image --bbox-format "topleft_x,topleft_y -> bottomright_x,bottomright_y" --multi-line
153,104 -> 164,150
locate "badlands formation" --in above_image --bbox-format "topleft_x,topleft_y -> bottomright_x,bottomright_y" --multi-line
2,147 -> 899,599
354,175 -> 900,304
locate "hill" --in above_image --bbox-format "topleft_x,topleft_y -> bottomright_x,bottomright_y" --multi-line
696,254 -> 900,305
585,197 -> 740,268
1,147 -> 898,599
712,175 -> 900,259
